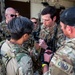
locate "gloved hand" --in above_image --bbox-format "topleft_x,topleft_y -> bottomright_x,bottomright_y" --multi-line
39,39 -> 48,49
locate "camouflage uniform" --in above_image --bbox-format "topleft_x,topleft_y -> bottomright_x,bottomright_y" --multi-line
1,40 -> 33,75
0,20 -> 39,74
44,38 -> 75,75
22,35 -> 34,53
0,20 -> 37,57
0,20 -> 11,41
39,23 -> 66,50
23,34 -> 41,75
38,23 -> 66,75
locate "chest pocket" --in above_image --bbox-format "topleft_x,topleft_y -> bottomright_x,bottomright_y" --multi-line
50,53 -> 74,75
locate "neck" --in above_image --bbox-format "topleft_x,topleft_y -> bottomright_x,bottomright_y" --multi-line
10,38 -> 22,45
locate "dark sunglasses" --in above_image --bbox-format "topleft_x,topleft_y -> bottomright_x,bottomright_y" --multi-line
10,14 -> 17,17
33,22 -> 37,24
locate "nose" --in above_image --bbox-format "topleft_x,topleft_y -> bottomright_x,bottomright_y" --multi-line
43,20 -> 46,25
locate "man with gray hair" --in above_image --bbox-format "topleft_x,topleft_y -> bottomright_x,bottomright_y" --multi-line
0,7 -> 16,75
0,7 -> 16,41
1,16 -> 34,75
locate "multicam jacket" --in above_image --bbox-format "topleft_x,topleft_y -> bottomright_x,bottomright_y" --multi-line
22,35 -> 34,52
0,20 -> 36,55
22,35 -> 39,58
39,23 -> 66,50
0,20 -> 11,41
44,38 -> 75,75
1,40 -> 33,75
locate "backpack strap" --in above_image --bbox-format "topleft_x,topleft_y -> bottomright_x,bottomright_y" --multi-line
0,40 -> 7,75
0,40 -> 5,63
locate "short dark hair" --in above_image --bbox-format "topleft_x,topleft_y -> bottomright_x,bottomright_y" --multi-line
8,16 -> 33,40
41,6 -> 57,20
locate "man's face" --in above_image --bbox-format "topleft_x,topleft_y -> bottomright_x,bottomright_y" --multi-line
5,9 -> 16,23
41,14 -> 55,28
60,22 -> 70,38
31,19 -> 37,30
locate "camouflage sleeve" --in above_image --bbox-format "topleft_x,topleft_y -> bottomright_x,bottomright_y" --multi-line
0,21 -> 7,41
56,25 -> 66,49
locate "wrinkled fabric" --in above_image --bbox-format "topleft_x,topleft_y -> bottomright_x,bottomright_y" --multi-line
39,24 -> 66,50
44,38 -> 75,75
0,20 -> 11,41
1,40 -> 33,75
22,35 -> 34,52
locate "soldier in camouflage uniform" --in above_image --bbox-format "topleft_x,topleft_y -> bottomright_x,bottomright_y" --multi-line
42,6 -> 75,75
30,17 -> 39,32
0,7 -> 16,41
0,17 -> 34,75
39,6 -> 66,50
25,17 -> 41,75
22,17 -> 39,53
0,7 -> 16,75
35,6 -> 66,75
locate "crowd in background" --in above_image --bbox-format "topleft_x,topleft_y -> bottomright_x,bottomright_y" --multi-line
0,6 -> 75,75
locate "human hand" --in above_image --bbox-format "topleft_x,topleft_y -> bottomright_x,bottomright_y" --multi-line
39,39 -> 48,49
44,50 -> 53,63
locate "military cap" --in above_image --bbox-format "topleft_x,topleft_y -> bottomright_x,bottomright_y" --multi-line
60,7 -> 75,26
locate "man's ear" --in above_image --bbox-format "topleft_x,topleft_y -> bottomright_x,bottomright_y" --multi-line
23,33 -> 29,41
66,25 -> 72,34
53,16 -> 56,22
23,34 -> 28,38
22,34 -> 26,41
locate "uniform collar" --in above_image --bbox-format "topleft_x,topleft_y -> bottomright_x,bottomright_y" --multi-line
65,38 -> 75,43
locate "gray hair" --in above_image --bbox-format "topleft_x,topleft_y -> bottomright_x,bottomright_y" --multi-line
5,7 -> 16,14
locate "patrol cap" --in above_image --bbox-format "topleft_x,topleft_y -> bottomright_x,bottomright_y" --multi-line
8,16 -> 33,40
60,7 -> 75,26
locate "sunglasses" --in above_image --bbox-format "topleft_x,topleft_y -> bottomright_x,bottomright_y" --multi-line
10,14 -> 17,17
33,22 -> 37,24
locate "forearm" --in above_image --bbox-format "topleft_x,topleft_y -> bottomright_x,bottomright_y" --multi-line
42,64 -> 49,74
